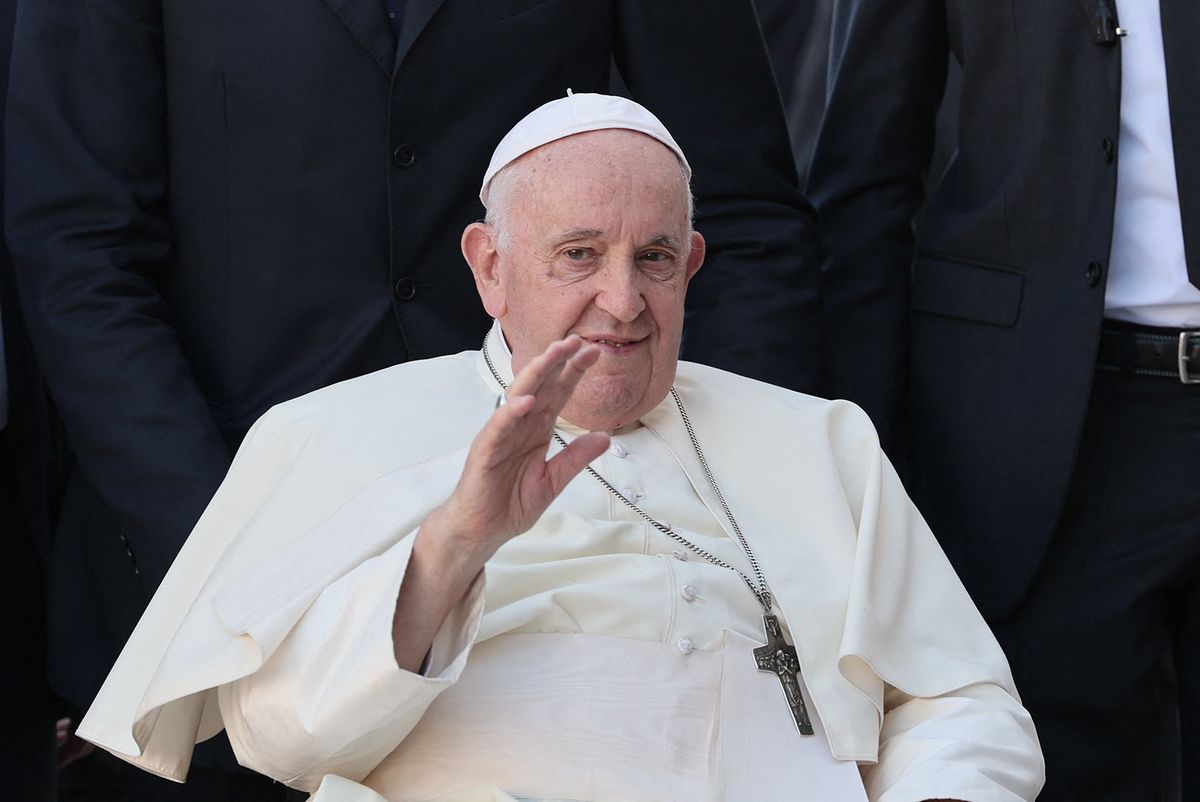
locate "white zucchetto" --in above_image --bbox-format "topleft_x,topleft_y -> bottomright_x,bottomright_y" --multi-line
478,90 -> 691,207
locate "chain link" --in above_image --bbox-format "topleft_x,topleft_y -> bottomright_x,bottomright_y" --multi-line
482,338 -> 774,614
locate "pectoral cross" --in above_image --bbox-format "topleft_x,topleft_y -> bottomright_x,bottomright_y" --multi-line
754,614 -> 814,736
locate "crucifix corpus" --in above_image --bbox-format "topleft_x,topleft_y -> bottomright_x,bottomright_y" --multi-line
754,614 -> 815,736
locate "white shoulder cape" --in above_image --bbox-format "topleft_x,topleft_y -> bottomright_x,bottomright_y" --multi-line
77,348 -> 1016,784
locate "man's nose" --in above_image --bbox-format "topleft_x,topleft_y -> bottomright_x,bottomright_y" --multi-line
594,264 -> 647,322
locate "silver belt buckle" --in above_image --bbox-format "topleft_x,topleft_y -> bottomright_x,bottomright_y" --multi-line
1180,331 -> 1200,384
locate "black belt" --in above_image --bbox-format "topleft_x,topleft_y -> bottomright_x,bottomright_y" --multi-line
1097,320 -> 1200,383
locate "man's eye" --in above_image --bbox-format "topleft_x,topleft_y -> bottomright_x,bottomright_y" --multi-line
639,251 -> 677,271
564,248 -> 590,261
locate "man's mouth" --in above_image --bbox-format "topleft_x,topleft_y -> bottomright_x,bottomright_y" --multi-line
583,335 -> 647,351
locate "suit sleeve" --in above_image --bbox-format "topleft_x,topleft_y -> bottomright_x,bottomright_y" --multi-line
4,0 -> 232,590
805,0 -> 949,449
613,0 -> 824,394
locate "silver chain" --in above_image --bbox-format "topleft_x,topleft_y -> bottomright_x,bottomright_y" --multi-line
482,338 -> 774,614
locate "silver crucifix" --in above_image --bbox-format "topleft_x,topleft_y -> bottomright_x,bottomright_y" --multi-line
753,614 -> 815,736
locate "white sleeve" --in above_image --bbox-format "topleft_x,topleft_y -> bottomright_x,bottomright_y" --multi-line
861,681 -> 1044,802
217,533 -> 485,791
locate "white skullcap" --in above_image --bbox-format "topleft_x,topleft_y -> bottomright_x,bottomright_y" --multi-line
479,90 -> 691,207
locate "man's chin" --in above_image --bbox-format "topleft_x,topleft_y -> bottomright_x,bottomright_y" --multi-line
562,384 -> 648,432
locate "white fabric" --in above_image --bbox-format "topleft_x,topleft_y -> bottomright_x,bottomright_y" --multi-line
78,322 -> 1043,801
479,92 -> 691,207
1105,1 -> 1200,326
345,632 -> 866,801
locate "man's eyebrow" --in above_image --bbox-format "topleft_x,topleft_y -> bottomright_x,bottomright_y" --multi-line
549,229 -> 683,250
553,227 -> 605,245
647,234 -> 682,250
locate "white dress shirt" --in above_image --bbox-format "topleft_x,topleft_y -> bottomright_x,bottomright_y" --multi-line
1105,0 -> 1200,327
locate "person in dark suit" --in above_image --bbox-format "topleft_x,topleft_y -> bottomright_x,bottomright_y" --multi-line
807,1 -> 1199,799
4,0 -> 819,796
0,289 -> 57,801
753,0 -> 834,183
0,0 -> 62,793
1,170 -> 58,802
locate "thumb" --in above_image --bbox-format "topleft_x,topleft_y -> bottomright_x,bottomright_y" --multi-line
545,431 -> 610,496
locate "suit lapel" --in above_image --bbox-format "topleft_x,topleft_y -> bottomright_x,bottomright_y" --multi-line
321,0 -> 396,74
1160,0 -> 1200,280
394,0 -> 446,71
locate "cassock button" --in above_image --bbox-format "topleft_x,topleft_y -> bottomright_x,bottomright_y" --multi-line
672,549 -> 688,561
677,637 -> 695,654
394,277 -> 417,301
621,487 -> 642,504
681,584 -> 700,602
610,442 -> 627,458
392,144 -> 416,168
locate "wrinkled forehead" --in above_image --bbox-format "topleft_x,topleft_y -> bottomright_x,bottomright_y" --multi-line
522,128 -> 688,182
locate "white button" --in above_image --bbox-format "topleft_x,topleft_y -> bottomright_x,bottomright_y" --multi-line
681,584 -> 700,602
621,487 -> 641,504
677,637 -> 695,654
672,549 -> 688,561
610,442 -> 627,458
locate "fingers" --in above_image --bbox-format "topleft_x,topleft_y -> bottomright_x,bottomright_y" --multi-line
471,335 -> 601,472
545,430 -> 611,495
507,336 -> 599,405
471,392 -> 538,467
534,339 -> 600,420
506,336 -> 581,397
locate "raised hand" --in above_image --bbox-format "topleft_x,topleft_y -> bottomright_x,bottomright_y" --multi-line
437,335 -> 611,555
393,336 -> 611,672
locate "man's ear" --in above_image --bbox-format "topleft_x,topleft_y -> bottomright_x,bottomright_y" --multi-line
462,222 -> 507,318
684,231 -> 706,284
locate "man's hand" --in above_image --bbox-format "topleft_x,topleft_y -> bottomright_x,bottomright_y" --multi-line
56,717 -> 94,769
391,336 -> 610,671
435,335 -> 610,555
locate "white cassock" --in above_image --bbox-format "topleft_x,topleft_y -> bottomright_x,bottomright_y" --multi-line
77,323 -> 1044,802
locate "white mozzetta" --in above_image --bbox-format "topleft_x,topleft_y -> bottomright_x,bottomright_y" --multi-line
78,323 -> 1043,801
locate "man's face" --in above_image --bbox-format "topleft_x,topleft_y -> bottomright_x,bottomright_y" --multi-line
465,129 -> 705,432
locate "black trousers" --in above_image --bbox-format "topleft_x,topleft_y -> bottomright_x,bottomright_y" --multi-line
992,367 -> 1200,802
0,429 -> 57,801
119,762 -> 308,802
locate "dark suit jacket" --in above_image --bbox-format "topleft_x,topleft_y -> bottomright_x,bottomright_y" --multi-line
807,0 -> 1198,620
2,0 -> 67,595
5,0 -> 820,707
2,0 -> 62,792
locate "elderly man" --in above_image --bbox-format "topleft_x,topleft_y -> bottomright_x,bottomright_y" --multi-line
77,94 -> 1043,802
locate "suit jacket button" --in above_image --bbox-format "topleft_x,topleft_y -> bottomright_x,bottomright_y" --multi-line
1086,262 -> 1103,287
394,277 -> 417,300
392,144 -> 416,168
1101,138 -> 1115,163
